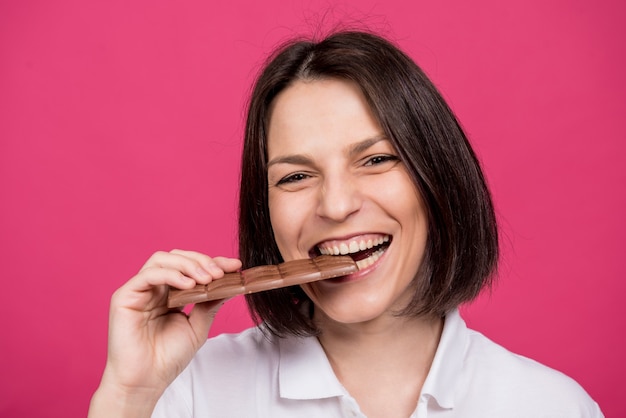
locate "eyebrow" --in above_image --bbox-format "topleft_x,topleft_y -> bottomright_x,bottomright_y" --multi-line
267,134 -> 388,168
347,134 -> 388,158
267,154 -> 314,169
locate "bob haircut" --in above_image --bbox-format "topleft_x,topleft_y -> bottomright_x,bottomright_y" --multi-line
239,30 -> 498,337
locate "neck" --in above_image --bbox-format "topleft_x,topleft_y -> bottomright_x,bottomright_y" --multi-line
315,310 -> 444,418
316,310 -> 444,366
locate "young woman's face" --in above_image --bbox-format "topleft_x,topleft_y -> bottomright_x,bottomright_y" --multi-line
266,78 -> 428,325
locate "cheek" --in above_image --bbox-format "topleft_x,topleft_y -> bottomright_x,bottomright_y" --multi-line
368,171 -> 426,218
268,194 -> 303,259
268,195 -> 286,240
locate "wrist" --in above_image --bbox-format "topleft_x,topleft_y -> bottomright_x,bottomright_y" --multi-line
88,381 -> 162,418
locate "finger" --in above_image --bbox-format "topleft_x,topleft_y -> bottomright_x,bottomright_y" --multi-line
169,249 -> 226,278
141,251 -> 214,284
168,251 -> 242,279
111,267 -> 200,315
210,256 -> 242,273
125,265 -> 197,294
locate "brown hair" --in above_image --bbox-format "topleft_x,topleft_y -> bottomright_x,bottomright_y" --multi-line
239,30 -> 498,337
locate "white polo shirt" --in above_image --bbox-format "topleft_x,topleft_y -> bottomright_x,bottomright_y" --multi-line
152,309 -> 603,417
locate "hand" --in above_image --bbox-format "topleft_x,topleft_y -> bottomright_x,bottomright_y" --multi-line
89,250 -> 242,417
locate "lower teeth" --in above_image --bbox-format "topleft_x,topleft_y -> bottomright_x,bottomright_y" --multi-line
355,247 -> 385,269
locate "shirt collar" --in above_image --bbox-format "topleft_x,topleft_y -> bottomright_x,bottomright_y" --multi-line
278,333 -> 345,400
276,308 -> 469,406
420,308 -> 468,409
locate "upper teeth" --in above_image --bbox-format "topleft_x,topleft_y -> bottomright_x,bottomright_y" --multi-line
318,235 -> 389,255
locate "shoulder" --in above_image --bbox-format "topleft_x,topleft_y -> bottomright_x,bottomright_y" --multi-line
461,328 -> 603,417
153,327 -> 284,417
198,326 -> 275,355
428,310 -> 603,416
191,326 -> 279,371
465,329 -> 577,389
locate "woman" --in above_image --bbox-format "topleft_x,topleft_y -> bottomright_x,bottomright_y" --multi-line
89,31 -> 603,417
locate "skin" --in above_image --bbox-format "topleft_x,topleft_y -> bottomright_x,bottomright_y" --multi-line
267,78 -> 443,417
88,251 -> 241,417
267,78 -> 428,326
89,78 -> 443,418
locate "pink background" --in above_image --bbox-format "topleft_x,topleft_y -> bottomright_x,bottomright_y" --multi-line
1,1 -> 624,416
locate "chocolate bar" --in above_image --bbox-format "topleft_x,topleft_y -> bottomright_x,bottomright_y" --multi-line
167,255 -> 358,308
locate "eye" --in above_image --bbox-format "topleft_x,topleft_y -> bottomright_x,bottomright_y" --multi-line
276,172 -> 310,185
364,154 -> 399,166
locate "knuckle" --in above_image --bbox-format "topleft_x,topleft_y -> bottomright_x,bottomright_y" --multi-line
143,250 -> 167,266
153,250 -> 169,258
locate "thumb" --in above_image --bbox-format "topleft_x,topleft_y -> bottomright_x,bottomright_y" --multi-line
187,299 -> 227,343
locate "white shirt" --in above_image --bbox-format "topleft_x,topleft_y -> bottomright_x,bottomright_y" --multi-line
152,309 -> 603,417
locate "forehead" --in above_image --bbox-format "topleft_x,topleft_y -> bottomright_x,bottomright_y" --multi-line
266,78 -> 382,156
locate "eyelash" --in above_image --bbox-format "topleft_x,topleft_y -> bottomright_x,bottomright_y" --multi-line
364,154 -> 398,166
275,154 -> 398,185
276,172 -> 310,185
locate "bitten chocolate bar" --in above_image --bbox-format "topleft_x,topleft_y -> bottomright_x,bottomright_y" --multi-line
167,255 -> 358,308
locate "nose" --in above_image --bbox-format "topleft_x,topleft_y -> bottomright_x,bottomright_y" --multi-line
316,176 -> 363,223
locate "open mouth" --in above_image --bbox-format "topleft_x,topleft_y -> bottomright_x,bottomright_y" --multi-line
311,235 -> 391,270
